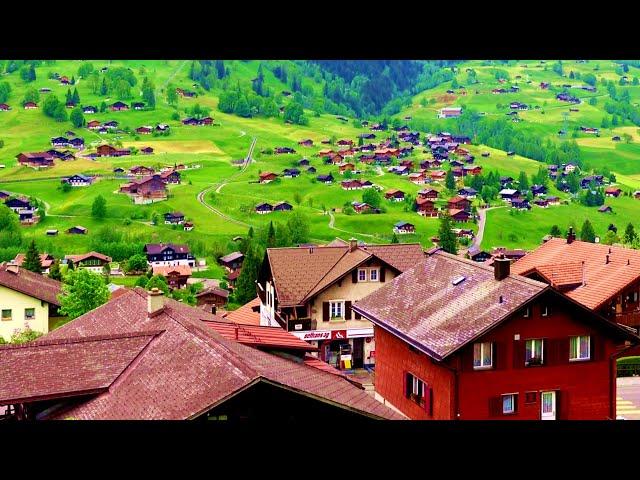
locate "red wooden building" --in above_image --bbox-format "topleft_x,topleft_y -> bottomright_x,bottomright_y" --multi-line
354,251 -> 638,420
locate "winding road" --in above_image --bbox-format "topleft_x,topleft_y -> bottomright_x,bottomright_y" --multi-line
469,205 -> 506,251
196,137 -> 257,228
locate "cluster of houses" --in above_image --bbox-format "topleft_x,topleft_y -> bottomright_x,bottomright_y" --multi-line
5,224 -> 640,420
119,168 -> 181,204
163,211 -> 194,231
255,201 -> 293,214
135,124 -> 170,135
182,116 -> 213,126
1,192 -> 40,225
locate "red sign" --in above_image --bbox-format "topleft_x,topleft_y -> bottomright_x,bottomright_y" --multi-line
331,330 -> 348,340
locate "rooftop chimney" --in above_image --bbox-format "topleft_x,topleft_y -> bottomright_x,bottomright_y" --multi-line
494,254 -> 510,281
5,263 -> 19,274
349,238 -> 358,252
606,255 -> 610,265
582,261 -> 586,286
567,227 -> 576,244
147,287 -> 165,317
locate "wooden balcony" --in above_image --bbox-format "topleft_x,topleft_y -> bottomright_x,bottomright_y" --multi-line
286,317 -> 316,332
615,310 -> 640,331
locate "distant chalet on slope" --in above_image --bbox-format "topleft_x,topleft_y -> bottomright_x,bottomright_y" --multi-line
438,106 -> 463,118
144,243 -> 195,267
17,152 -> 54,168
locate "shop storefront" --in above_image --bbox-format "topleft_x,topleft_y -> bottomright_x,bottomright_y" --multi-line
293,328 -> 375,370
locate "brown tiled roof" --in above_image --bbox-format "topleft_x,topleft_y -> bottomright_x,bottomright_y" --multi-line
0,332 -> 159,404
152,265 -> 192,277
224,297 -> 260,325
196,286 -> 229,298
65,251 -> 112,264
0,263 -> 62,306
41,289 -> 400,420
512,238 -> 640,310
13,253 -> 54,269
267,243 -> 424,306
353,251 -> 548,360
535,262 -> 584,289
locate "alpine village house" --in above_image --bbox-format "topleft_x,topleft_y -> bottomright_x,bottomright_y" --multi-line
257,238 -> 425,370
352,249 -> 638,420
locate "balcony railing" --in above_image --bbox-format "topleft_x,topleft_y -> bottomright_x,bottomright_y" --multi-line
287,317 -> 316,332
615,310 -> 640,330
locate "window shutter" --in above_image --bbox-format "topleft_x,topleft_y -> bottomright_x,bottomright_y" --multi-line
379,267 -> 386,282
403,372 -> 411,398
493,341 -> 502,370
591,336 -> 604,361
559,337 -> 570,363
354,311 -> 362,320
489,396 -> 502,417
322,302 -> 330,322
423,386 -> 432,415
513,340 -> 526,369
461,344 -> 475,372
555,390 -> 562,420
352,270 -> 358,283
546,338 -> 562,365
345,301 -> 352,320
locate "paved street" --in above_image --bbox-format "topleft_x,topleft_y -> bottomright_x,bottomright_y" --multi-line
617,377 -> 640,419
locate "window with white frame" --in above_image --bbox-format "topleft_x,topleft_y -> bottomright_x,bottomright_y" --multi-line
523,307 -> 530,318
330,301 -> 344,319
369,268 -> 379,282
525,339 -> 544,366
502,393 -> 517,414
473,342 -> 493,369
569,335 -> 590,361
405,372 -> 426,407
358,269 -> 367,281
541,305 -> 549,317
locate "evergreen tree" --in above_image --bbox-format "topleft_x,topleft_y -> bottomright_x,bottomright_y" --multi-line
391,232 -> 399,244
549,225 -> 562,237
65,88 -> 72,104
233,244 -> 260,304
266,221 -> 276,247
624,223 -> 638,245
438,211 -> 458,255
92,195 -> 107,219
23,239 -> 42,274
580,219 -> 596,243
70,107 -> 85,128
72,87 -> 80,104
100,77 -> 108,95
48,259 -> 62,281
518,170 -> 529,192
445,169 -> 456,190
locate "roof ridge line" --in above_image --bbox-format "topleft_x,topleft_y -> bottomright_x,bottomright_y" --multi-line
1,329 -> 164,350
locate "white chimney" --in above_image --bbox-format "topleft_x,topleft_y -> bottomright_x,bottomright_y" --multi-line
147,287 -> 165,317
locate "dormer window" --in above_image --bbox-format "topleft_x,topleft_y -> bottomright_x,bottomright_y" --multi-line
369,268 -> 379,282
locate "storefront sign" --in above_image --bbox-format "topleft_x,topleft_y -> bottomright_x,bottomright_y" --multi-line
346,328 -> 374,338
291,330 -> 331,341
331,330 -> 348,340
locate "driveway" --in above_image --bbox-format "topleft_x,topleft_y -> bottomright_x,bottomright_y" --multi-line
617,377 -> 640,419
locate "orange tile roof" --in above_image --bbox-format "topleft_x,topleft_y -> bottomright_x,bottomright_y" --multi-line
203,320 -> 316,352
512,237 -> 640,310
224,297 -> 261,325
